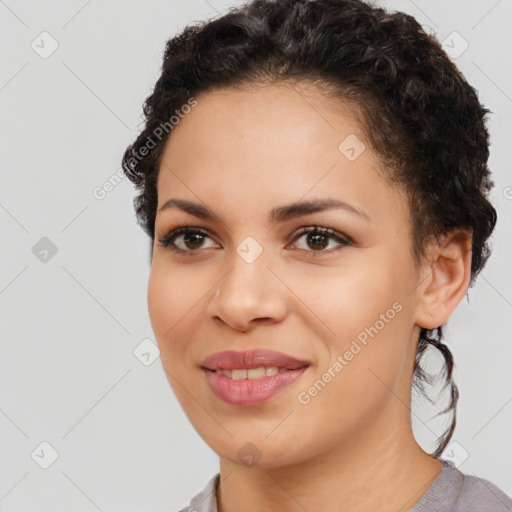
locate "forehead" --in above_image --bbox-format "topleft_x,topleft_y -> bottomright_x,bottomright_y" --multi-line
156,83 -> 408,226
160,82 -> 365,172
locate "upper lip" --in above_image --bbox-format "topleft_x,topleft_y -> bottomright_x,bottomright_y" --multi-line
201,349 -> 310,371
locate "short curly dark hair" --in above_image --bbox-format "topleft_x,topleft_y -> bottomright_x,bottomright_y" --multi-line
121,0 -> 497,457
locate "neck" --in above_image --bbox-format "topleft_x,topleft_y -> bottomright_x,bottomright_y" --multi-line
216,410 -> 444,512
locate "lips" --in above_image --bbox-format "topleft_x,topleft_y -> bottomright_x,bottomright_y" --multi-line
200,349 -> 310,371
200,349 -> 310,406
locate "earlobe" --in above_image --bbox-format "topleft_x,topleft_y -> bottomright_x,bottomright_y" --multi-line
415,230 -> 473,330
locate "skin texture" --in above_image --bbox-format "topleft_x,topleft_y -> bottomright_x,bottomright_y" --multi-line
148,83 -> 473,512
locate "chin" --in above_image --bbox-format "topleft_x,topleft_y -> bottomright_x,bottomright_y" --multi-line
212,436 -> 311,470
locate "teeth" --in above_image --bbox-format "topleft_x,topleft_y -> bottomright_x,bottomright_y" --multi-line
214,366 -> 280,380
231,369 -> 247,380
247,367 -> 266,379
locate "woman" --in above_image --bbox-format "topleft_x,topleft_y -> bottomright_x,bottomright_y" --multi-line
121,0 -> 511,510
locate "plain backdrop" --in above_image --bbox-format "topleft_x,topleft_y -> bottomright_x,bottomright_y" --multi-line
1,0 -> 511,510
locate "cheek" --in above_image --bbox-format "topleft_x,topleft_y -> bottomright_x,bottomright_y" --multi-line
147,265 -> 202,400
291,262 -> 401,346
294,263 -> 410,394
147,261 -> 220,372
147,267 -> 170,340
147,264 -> 193,353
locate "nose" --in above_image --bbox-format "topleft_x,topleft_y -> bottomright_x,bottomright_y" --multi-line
206,250 -> 289,332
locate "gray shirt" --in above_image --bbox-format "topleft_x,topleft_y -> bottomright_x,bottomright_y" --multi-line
178,460 -> 512,511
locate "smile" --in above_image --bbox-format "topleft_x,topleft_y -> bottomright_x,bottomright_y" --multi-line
213,366 -> 285,379
200,348 -> 311,406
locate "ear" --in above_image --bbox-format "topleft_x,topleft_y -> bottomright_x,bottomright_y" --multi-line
414,229 -> 473,330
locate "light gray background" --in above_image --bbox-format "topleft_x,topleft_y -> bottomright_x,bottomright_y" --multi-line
1,1 -> 511,510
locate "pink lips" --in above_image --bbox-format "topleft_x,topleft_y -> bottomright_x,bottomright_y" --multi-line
201,349 -> 310,407
201,349 -> 309,370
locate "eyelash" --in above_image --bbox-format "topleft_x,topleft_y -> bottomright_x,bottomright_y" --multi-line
157,225 -> 352,257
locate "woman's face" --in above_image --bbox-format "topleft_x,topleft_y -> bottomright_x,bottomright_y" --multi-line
148,83 -> 428,467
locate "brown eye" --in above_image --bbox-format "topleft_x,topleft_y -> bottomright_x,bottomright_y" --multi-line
306,231 -> 330,250
158,226 -> 219,253
180,232 -> 206,250
290,226 -> 352,255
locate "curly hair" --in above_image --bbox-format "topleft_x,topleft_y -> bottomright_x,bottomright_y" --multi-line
121,0 -> 497,457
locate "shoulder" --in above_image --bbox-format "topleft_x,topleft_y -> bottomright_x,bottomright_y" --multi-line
177,467 -> 512,512
176,473 -> 220,512
454,469 -> 512,512
412,461 -> 512,512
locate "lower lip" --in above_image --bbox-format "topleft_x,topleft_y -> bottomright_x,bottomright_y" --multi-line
203,367 -> 309,407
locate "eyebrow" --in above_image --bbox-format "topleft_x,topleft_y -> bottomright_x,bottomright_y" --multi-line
158,197 -> 371,223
